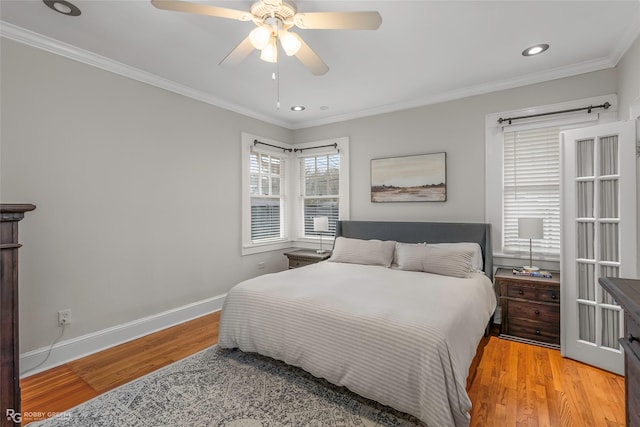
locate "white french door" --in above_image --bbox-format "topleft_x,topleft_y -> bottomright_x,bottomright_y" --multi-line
560,121 -> 637,375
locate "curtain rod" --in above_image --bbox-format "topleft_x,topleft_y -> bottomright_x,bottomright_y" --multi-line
498,102 -> 611,125
293,143 -> 338,153
253,139 -> 292,152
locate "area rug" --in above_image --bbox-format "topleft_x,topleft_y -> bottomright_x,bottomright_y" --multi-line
33,346 -> 426,426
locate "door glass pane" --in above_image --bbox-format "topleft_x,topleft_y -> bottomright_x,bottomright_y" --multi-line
578,304 -> 596,343
577,222 -> 594,259
577,181 -> 594,218
600,223 -> 619,262
577,263 -> 595,301
599,180 -> 618,218
576,139 -> 594,177
600,135 -> 618,175
600,265 -> 620,306
601,308 -> 620,350
600,265 -> 619,278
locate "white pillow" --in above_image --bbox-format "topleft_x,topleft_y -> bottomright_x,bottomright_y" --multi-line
393,242 -> 426,266
395,244 -> 474,278
329,237 -> 396,267
427,242 -> 484,271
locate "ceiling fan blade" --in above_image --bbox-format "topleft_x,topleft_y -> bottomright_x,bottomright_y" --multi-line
293,35 -> 329,76
293,11 -> 382,30
151,0 -> 252,21
219,35 -> 255,68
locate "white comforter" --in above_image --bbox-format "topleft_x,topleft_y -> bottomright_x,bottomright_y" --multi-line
218,261 -> 496,427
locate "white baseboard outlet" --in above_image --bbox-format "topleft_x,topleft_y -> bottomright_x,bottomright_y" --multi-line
20,294 -> 226,377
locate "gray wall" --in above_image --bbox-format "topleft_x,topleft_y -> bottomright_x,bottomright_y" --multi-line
1,39 -> 292,353
293,70 -> 619,225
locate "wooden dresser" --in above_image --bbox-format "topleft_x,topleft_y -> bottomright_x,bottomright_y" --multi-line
496,267 -> 561,348
1,204 -> 36,427
599,277 -> 640,427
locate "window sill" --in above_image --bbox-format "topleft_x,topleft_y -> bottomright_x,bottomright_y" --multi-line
242,240 -> 292,255
494,251 -> 560,263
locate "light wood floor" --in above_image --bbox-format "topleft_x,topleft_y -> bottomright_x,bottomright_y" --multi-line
21,312 -> 624,426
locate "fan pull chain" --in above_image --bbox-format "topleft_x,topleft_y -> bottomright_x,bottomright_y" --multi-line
273,60 -> 281,110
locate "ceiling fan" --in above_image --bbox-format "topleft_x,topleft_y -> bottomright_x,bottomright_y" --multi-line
150,0 -> 382,76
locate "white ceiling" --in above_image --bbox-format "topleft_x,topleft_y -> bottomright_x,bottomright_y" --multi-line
2,1 -> 639,129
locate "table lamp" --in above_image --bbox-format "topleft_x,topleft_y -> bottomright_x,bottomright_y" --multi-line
518,217 -> 543,271
313,216 -> 329,254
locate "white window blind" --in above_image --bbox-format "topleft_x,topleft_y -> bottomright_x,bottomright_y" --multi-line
300,153 -> 340,237
503,127 -> 561,256
250,152 -> 285,242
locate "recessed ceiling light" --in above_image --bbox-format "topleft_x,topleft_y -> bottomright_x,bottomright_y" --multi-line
522,43 -> 549,57
43,0 -> 81,16
291,106 -> 305,112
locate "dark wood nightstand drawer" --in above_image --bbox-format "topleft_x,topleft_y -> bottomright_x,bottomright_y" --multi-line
509,300 -> 559,324
284,249 -> 332,269
508,317 -> 560,344
289,259 -> 315,269
506,284 -> 537,300
537,287 -> 560,303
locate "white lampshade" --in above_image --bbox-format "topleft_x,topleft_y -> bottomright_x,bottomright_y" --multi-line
259,39 -> 278,63
518,217 -> 543,240
249,24 -> 272,50
279,30 -> 301,56
313,216 -> 329,233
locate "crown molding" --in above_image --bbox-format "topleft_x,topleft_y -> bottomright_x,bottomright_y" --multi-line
2,20 -> 633,131
0,22 -> 292,129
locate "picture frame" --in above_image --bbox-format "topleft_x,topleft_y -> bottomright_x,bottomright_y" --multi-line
371,152 -> 446,202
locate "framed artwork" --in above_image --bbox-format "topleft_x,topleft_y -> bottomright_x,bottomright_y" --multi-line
371,152 -> 446,202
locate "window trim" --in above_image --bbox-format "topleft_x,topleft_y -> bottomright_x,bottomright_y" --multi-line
485,94 -> 617,261
241,132 -> 293,255
241,134 -> 350,255
291,137 -> 350,246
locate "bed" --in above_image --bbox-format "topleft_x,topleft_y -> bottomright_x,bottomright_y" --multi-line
219,221 -> 497,427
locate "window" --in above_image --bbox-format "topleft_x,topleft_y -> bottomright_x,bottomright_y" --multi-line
293,138 -> 349,245
249,152 -> 284,242
503,127 -> 561,256
242,134 -> 349,254
485,95 -> 617,261
300,153 -> 340,237
242,133 -> 292,254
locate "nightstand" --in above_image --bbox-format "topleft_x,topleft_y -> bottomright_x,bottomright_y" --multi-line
284,249 -> 332,269
496,267 -> 561,348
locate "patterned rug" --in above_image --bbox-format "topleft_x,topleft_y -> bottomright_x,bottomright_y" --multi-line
34,346 -> 426,426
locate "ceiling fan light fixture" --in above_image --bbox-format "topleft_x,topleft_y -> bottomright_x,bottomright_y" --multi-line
249,24 -> 273,50
260,36 -> 278,63
279,30 -> 301,56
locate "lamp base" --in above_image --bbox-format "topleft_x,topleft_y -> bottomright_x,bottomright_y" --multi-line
523,266 -> 540,272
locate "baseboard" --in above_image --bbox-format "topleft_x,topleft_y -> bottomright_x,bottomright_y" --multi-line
20,293 -> 226,377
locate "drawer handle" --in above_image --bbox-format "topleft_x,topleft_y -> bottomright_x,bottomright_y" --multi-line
518,290 -> 524,295
534,310 -> 540,315
536,329 -> 541,335
630,335 -> 638,343
550,293 -> 557,300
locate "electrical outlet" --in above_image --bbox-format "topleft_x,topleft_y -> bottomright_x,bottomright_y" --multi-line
58,309 -> 71,327
258,262 -> 265,269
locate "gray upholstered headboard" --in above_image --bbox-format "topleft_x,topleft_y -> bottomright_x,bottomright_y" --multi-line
335,220 -> 493,280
